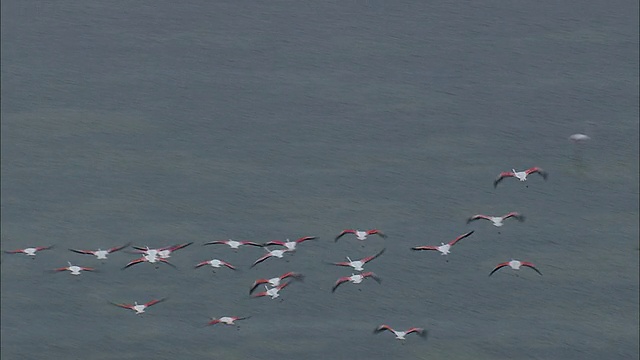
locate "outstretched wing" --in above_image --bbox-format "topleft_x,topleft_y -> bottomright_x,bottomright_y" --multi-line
263,240 -> 285,246
221,261 -> 236,270
494,171 -> 514,188
108,242 -> 131,253
203,241 -> 226,246
521,262 -> 543,276
502,212 -> 524,222
411,246 -> 438,251
467,214 -> 491,224
362,248 -> 386,263
335,230 -> 355,242
69,249 -> 95,255
448,230 -> 474,246
295,236 -> 317,243
145,298 -> 166,307
280,272 -> 304,281
489,262 -> 510,276
373,325 -> 394,334
110,302 -> 133,310
332,277 -> 351,292
367,229 -> 387,238
250,253 -> 272,268
406,327 -> 427,338
525,167 -> 548,180
122,258 -> 145,269
249,279 -> 269,294
363,272 -> 382,284
240,241 -> 263,247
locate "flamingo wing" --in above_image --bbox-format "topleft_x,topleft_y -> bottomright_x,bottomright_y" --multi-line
250,253 -> 272,268
406,328 -> 427,337
35,245 -> 54,251
110,302 -> 133,310
502,212 -> 525,222
521,262 -> 543,276
295,236 -> 317,243
276,281 -> 290,290
108,242 -> 131,253
221,261 -> 236,270
249,279 -> 269,294
335,230 -> 356,242
240,241 -> 263,247
69,249 -> 95,255
280,272 -> 304,281
203,241 -> 226,246
145,298 -> 166,307
207,319 -> 221,326
332,277 -> 351,292
4,249 -> 25,254
411,245 -> 438,251
373,325 -> 394,334
53,267 -> 69,272
494,171 -> 514,188
122,258 -> 145,269
80,267 -> 96,271
363,272 -> 382,283
194,260 -> 210,268
157,258 -> 177,268
363,248 -> 386,263
263,240 -> 285,246
448,230 -> 474,246
467,214 -> 491,223
525,167 -> 548,179
167,242 -> 193,252
367,229 -> 387,238
489,262 -> 510,276
332,261 -> 352,267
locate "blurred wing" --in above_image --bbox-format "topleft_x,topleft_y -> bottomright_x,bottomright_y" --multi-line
448,231 -> 474,246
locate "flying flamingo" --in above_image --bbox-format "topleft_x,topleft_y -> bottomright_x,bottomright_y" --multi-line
249,272 -> 304,294
411,231 -> 474,259
329,248 -> 385,271
250,248 -> 291,268
4,246 -> 53,258
332,272 -> 381,292
489,259 -> 542,276
335,229 -> 387,242
110,298 -> 166,315
207,316 -> 251,327
69,242 -> 131,260
494,167 -> 548,188
131,242 -> 192,259
374,325 -> 427,340
263,236 -> 317,251
122,254 -> 176,269
203,239 -> 263,249
52,262 -> 96,275
467,212 -> 524,227
195,259 -> 236,271
252,282 -> 290,300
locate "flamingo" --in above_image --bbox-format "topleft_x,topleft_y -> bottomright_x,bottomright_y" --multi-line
110,298 -> 166,314
335,229 -> 387,242
250,248 -> 291,268
329,248 -> 385,271
332,272 -> 381,292
122,254 -> 176,269
69,242 -> 130,260
131,242 -> 192,259
195,259 -> 236,271
249,272 -> 304,294
411,231 -> 474,258
52,262 -> 96,275
252,283 -> 290,299
489,259 -> 542,276
4,246 -> 53,257
203,239 -> 263,249
494,167 -> 548,188
207,316 -> 251,327
467,212 -> 524,227
263,236 -> 317,251
374,325 -> 427,340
